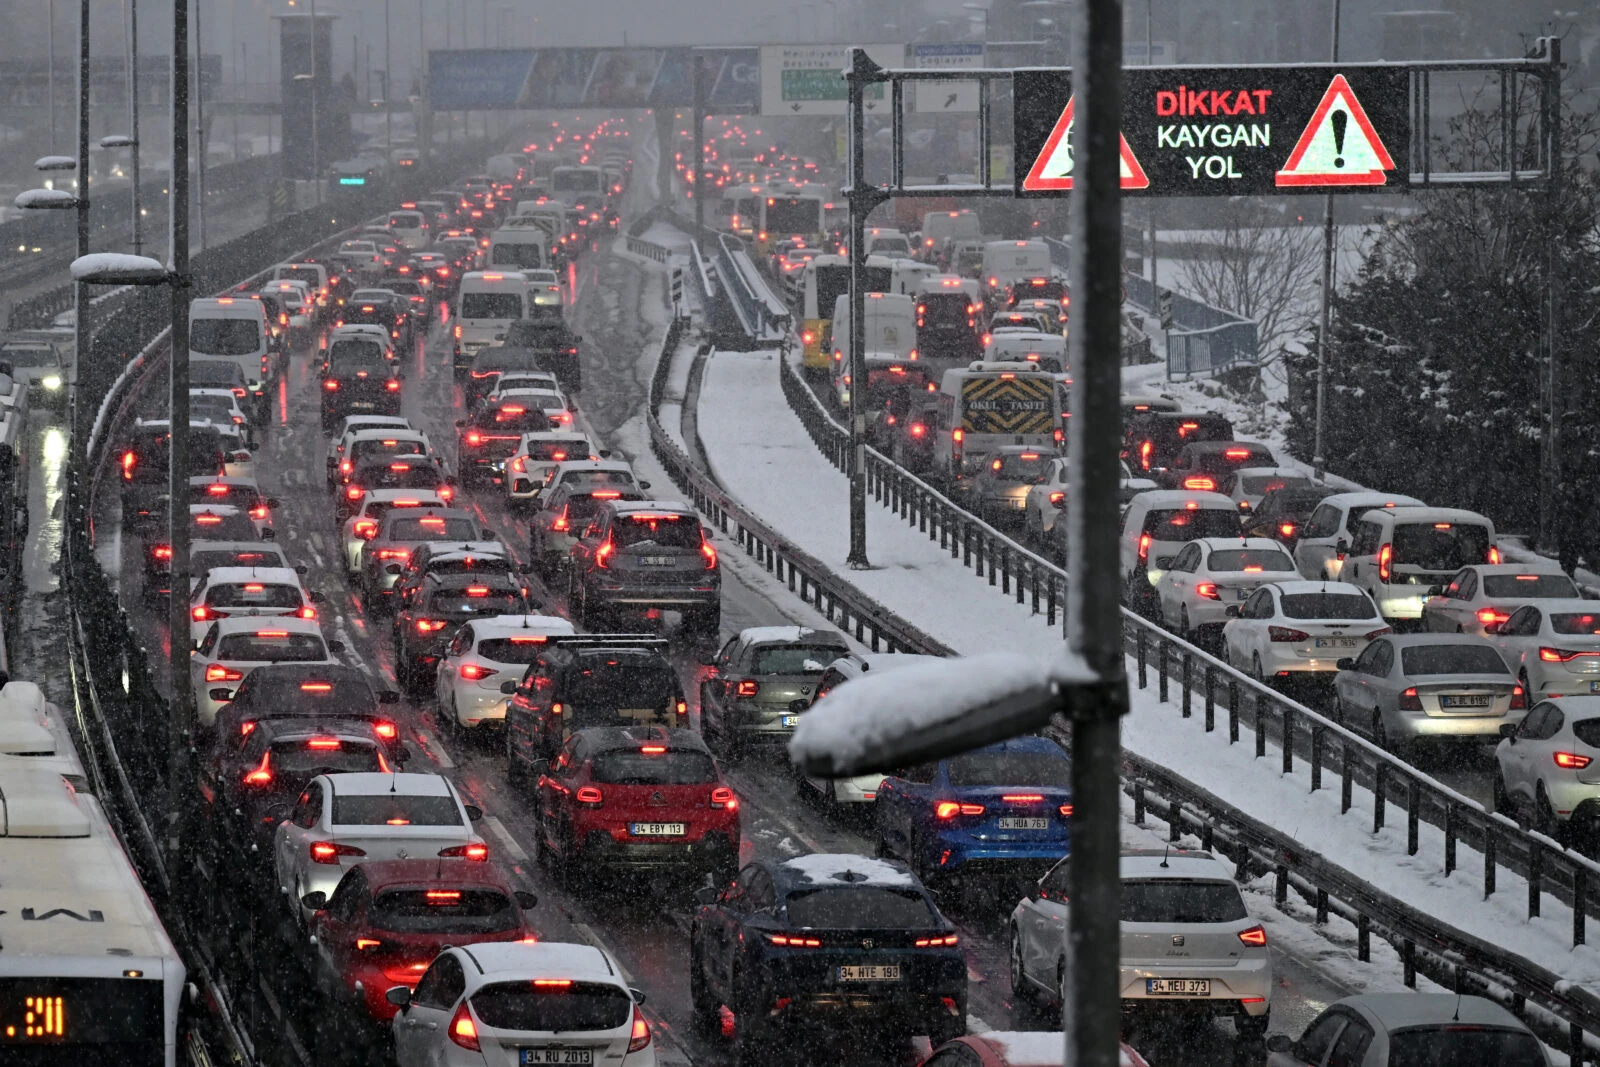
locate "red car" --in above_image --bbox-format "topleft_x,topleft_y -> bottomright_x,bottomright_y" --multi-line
532,726 -> 740,884
920,1033 -> 1150,1067
302,859 -> 539,1021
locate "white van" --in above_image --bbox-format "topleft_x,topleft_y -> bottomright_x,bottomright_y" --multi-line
487,219 -> 550,272
919,209 -> 982,262
864,227 -> 914,260
830,291 -> 921,406
550,165 -> 605,207
1341,506 -> 1499,625
889,259 -> 941,296
985,330 -> 1067,373
981,239 -> 1052,307
452,271 -> 529,374
189,296 -> 270,416
384,209 -> 428,251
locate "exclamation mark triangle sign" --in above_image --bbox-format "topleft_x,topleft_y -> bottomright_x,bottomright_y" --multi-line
1022,96 -> 1150,192
1275,74 -> 1396,187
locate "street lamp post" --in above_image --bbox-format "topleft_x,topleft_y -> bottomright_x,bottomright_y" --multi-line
384,0 -> 393,168
1312,0 -> 1340,477
194,0 -> 208,250
168,0 -> 195,870
127,0 -> 143,256
73,0 -> 90,458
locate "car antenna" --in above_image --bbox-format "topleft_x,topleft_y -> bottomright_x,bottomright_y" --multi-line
1160,844 -> 1170,868
1452,991 -> 1462,1021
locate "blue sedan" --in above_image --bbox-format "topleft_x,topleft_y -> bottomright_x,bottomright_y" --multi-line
874,736 -> 1073,886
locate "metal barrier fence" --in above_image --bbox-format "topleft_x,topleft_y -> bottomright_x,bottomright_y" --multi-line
710,233 -> 790,347
774,351 -> 1600,952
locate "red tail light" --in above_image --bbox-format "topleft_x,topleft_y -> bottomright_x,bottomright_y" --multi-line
1002,794 -> 1043,803
575,785 -> 603,806
121,450 -> 137,478
466,430 -> 483,446
204,664 -> 244,682
376,548 -> 409,561
310,841 -> 367,864
354,519 -> 378,539
1555,751 -> 1593,769
1378,543 -> 1393,582
1363,627 -> 1392,640
1398,687 -> 1423,711
1267,626 -> 1309,643
459,664 -> 497,681
1138,533 -> 1151,563
415,618 -> 447,634
347,486 -> 363,500
192,606 -> 210,621
243,753 -> 272,785
914,934 -> 960,947
701,540 -> 718,570
711,786 -> 738,811
1182,476 -> 1216,491
1510,685 -> 1526,710
1477,608 -> 1509,626
934,801 -> 985,819
438,843 -> 490,861
1195,583 -> 1220,600
1278,522 -> 1296,538
628,1006 -> 651,1054
595,540 -> 615,568
1540,646 -> 1598,662
386,379 -> 401,392
323,379 -> 339,391
735,679 -> 759,698
374,720 -> 398,739
1488,546 -> 1501,564
1237,925 -> 1268,946
448,1002 -> 480,1051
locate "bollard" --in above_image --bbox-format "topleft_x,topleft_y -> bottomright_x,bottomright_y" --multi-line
1311,727 -> 1324,792
1315,888 -> 1328,925
1275,865 -> 1288,905
1255,693 -> 1267,759
1484,827 -> 1496,898
1407,778 -> 1420,856
1133,781 -> 1145,825
1169,803 -> 1182,842
1000,547 -> 1009,594
1402,940 -> 1416,987
1528,841 -> 1541,920
1373,763 -> 1386,833
1282,706 -> 1294,774
1158,641 -> 1169,703
1576,868 -> 1587,947
1342,743 -> 1354,814
1137,629 -> 1147,688
1444,803 -> 1456,876
1228,680 -> 1239,743
1357,913 -> 1370,961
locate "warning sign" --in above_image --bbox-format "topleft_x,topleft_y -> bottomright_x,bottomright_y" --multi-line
1021,96 -> 1150,192
1275,74 -> 1397,186
1013,66 -> 1409,198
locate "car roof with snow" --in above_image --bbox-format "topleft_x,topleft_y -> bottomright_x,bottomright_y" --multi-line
737,626 -> 849,648
197,566 -> 301,586
464,941 -> 618,982
1119,848 -> 1230,880
1316,490 -> 1424,510
325,771 -> 454,799
1259,580 -> 1380,600
470,614 -> 576,641
775,854 -> 918,890
1192,537 -> 1292,555
826,652 -> 939,679
610,500 -> 694,516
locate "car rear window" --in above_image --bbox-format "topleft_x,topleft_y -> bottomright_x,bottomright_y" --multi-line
1121,879 -> 1247,923
1239,474 -> 1311,495
190,512 -> 258,539
612,514 -> 701,550
1207,550 -> 1295,572
945,750 -> 1070,787
919,292 -> 973,329
476,637 -> 556,664
369,466 -> 443,491
752,645 -> 846,675
1144,509 -> 1241,541
330,793 -> 462,826
193,548 -> 284,571
191,318 -> 261,356
430,590 -> 525,614
1481,574 -> 1578,598
785,886 -> 938,929
567,660 -> 677,710
527,439 -> 591,462
278,267 -> 321,286
460,293 -> 524,319
591,749 -> 717,785
993,453 -> 1052,484
1384,1028 -> 1545,1066
216,632 -> 327,662
368,889 -> 518,934
270,739 -> 381,775
470,981 -> 631,1033
1549,613 -> 1600,636
191,484 -> 260,508
206,582 -> 302,609
1571,718 -> 1600,747
352,440 -> 425,464
1393,523 -> 1493,570
1399,645 -> 1510,676
1278,592 -> 1377,620
329,339 -> 387,368
388,516 -> 477,540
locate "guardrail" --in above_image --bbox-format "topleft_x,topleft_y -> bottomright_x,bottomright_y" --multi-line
709,233 -> 790,348
775,352 -> 1600,951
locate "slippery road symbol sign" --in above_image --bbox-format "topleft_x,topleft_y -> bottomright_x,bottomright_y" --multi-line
1275,74 -> 1397,187
1021,96 -> 1151,192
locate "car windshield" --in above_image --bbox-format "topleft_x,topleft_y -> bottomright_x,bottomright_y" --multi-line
1146,509 -> 1241,541
330,793 -> 462,826
490,242 -> 545,269
0,345 -> 57,368
460,292 -> 523,319
368,889 -> 519,934
388,516 -> 477,541
567,660 -> 676,711
752,645 -> 846,675
1207,550 -> 1295,572
329,339 -> 387,368
612,514 -> 701,550
945,750 -> 1070,787
216,632 -> 326,661
1239,474 -> 1311,495
1550,612 -> 1600,636
193,548 -> 282,571
993,454 -> 1052,484
190,362 -> 243,387
191,318 -> 261,355
1482,574 -> 1578,597
1121,879 -> 1248,923
270,739 -> 381,775
590,749 -> 717,785
206,583 -> 301,609
1392,523 -> 1493,569
386,281 -> 423,297
1400,645 -> 1511,675
430,590 -> 525,614
1384,1028 -> 1545,1066
1278,592 -> 1378,620
785,887 -> 937,929
470,982 -> 631,1033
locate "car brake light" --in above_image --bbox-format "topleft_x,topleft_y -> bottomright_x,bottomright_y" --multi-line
575,785 -> 603,805
386,379 -> 401,392
1138,533 -> 1151,563
766,933 -> 822,947
437,843 -> 490,861
243,753 -> 272,784
1362,627 -> 1392,640
701,540 -> 718,570
1378,543 -> 1392,582
735,679 -> 760,698
711,786 -> 738,811
1279,522 -> 1296,537
192,606 -> 210,621
459,664 -> 498,681
416,618 -> 447,633
1510,685 -> 1526,710
1477,608 -> 1510,625
121,450 -> 137,478
1267,627 -> 1309,643
1238,926 -> 1268,946
1224,448 -> 1251,459
376,548 -> 409,560
914,934 -> 959,947
323,378 -> 339,391
934,801 -> 985,819
1182,476 -> 1216,491
552,507 -> 569,532
448,1002 -> 479,1051
466,430 -> 483,446
354,938 -> 382,950
310,841 -> 366,864
354,519 -> 378,539
305,738 -> 341,749
595,540 -> 615,568
1195,582 -> 1220,600
205,665 -> 244,682
1556,751 -> 1593,769
628,1006 -> 651,1054
1398,687 -> 1423,710
1488,546 -> 1501,564
347,486 -> 363,500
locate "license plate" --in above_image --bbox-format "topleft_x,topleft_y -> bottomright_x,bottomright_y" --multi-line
639,555 -> 673,566
780,715 -> 798,728
350,401 -> 375,410
1313,638 -> 1356,648
1147,978 -> 1210,995
998,817 -> 1049,830
629,822 -> 686,836
1440,694 -> 1493,709
521,1050 -> 593,1066
838,965 -> 901,982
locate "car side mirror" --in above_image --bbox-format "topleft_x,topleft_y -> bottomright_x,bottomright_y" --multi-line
515,890 -> 539,909
1500,722 -> 1518,741
500,680 -> 518,694
698,651 -> 718,666
327,640 -> 345,654
1335,657 -> 1354,671
788,698 -> 810,714
1427,584 -> 1444,597
481,527 -> 496,540
379,690 -> 401,704
638,480 -> 651,491
1483,621 -> 1502,635
385,986 -> 412,1011
295,564 -> 309,575
268,497 -> 281,508
1264,1034 -> 1293,1054
463,804 -> 484,821
309,590 -> 328,604
300,891 -> 328,911
454,419 -> 465,428
599,450 -> 612,459
694,886 -> 720,907
1223,606 -> 1240,618
630,988 -> 647,1005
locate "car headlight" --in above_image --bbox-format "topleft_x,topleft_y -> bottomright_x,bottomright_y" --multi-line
41,374 -> 62,390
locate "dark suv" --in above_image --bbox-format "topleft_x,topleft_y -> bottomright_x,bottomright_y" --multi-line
567,501 -> 721,636
120,419 -> 230,527
502,319 -> 583,392
503,637 -> 687,763
1159,440 -> 1277,490
209,662 -> 404,764
320,334 -> 403,430
391,572 -> 531,694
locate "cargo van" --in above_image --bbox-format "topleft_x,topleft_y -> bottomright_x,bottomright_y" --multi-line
487,218 -> 550,272
453,271 -> 529,375
933,361 -> 1059,483
913,274 -> 983,367
918,209 -> 982,263
830,292 -> 922,407
384,209 -> 428,251
189,296 -> 271,417
1342,506 -> 1500,625
981,239 -> 1052,308
550,165 -> 604,208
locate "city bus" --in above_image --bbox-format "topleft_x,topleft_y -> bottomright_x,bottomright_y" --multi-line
754,187 -> 828,258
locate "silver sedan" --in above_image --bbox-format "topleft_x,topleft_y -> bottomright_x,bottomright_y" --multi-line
1332,633 -> 1524,753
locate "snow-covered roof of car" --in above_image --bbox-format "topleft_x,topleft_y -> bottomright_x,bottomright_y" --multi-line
1119,848 -> 1230,880
778,854 -> 917,888
325,771 -> 453,798
466,941 -> 618,982
471,615 -> 576,640
737,626 -> 848,648
197,566 -> 300,586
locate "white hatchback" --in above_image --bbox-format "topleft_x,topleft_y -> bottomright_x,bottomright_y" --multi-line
1489,600 -> 1600,698
1222,581 -> 1388,682
1155,537 -> 1298,640
435,614 -> 576,730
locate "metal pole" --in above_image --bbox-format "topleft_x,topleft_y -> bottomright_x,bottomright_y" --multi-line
50,0 -> 58,151
1542,35 -> 1563,553
168,0 -> 195,869
384,0 -> 393,167
1064,0 -> 1129,1063
194,0 -> 207,250
72,0 -> 90,465
1312,0 -> 1340,477
1144,0 -> 1157,304
129,0 -> 143,256
844,48 -> 876,570
311,0 -> 322,200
